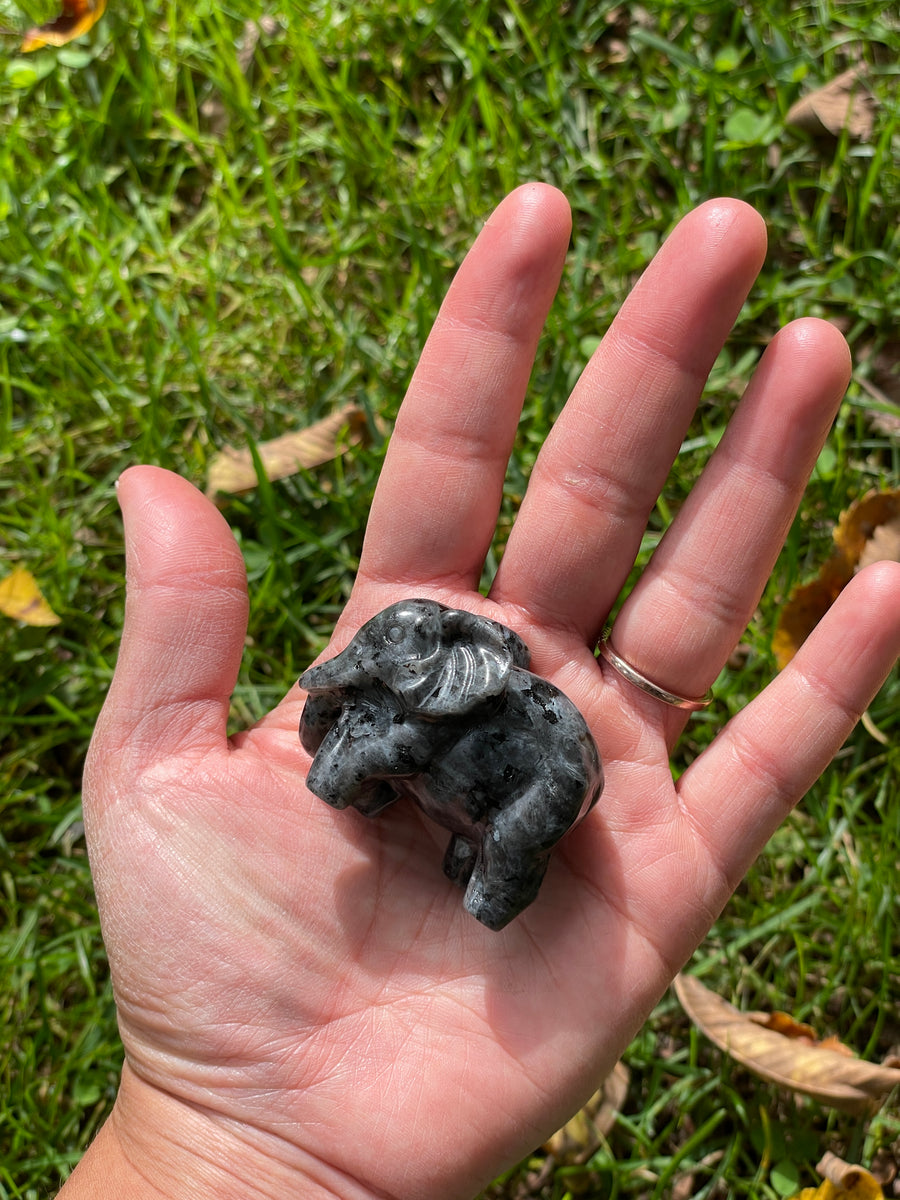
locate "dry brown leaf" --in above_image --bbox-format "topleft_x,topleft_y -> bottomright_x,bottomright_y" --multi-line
542,1060 -> 630,1164
833,490 -> 900,566
206,405 -> 367,497
0,567 -> 61,626
858,516 -> 900,570
772,574 -> 844,669
675,973 -> 900,1115
786,67 -> 877,141
774,489 -> 900,667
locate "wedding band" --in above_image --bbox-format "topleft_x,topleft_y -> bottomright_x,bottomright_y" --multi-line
598,632 -> 714,712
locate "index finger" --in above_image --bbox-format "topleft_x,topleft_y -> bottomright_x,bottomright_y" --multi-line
357,184 -> 572,593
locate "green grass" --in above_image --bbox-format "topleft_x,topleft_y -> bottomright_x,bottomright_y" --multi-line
1,1 -> 898,1196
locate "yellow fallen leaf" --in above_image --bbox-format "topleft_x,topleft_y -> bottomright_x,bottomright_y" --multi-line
542,1060 -> 630,1163
21,0 -> 107,52
675,974 -> 900,1115
786,67 -> 877,141
0,567 -> 61,626
206,405 -> 367,497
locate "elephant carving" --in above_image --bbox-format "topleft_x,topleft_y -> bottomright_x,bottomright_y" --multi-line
299,599 -> 603,931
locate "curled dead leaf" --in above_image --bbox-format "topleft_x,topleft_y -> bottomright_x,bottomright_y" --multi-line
789,1153 -> 886,1199
786,67 -> 877,141
818,1151 -> 884,1197
675,974 -> 900,1115
774,489 -> 900,667
206,405 -> 367,497
542,1060 -> 630,1163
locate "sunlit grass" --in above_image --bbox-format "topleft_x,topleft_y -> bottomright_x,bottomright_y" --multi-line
1,1 -> 898,1195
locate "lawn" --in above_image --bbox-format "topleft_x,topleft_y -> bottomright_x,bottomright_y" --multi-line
1,1 -> 898,1196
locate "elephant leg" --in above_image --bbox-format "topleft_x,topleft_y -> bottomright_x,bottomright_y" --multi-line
442,833 -> 479,888
462,797 -> 562,930
463,848 -> 549,931
353,781 -> 399,817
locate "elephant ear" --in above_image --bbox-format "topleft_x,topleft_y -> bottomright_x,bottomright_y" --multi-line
397,608 -> 530,719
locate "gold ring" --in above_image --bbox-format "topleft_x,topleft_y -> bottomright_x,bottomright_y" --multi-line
598,633 -> 713,712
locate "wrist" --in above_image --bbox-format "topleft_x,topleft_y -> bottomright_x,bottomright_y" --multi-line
59,1064 -> 390,1200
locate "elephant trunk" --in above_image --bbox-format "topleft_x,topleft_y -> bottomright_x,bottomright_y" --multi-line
300,644 -> 369,695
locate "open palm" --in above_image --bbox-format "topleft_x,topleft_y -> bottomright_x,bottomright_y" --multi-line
79,186 -> 900,1200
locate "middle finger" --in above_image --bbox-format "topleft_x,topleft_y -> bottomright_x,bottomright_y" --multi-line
490,198 -> 767,641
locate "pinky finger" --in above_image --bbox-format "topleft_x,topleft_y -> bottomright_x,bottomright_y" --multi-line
677,561 -> 900,890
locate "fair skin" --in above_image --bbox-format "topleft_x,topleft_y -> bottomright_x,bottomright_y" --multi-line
62,185 -> 900,1200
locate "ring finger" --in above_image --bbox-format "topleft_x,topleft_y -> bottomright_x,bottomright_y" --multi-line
607,315 -> 851,710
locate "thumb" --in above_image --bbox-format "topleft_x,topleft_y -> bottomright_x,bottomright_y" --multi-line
88,466 -> 249,771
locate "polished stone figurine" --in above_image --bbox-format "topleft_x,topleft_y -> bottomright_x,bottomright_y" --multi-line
299,599 -> 603,930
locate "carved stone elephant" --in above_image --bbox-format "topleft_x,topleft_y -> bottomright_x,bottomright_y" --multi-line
299,599 -> 603,930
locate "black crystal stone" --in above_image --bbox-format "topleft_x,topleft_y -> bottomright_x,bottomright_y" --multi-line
299,599 -> 603,930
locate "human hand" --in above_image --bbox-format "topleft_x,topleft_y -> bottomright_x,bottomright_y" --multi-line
70,185 -> 900,1200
